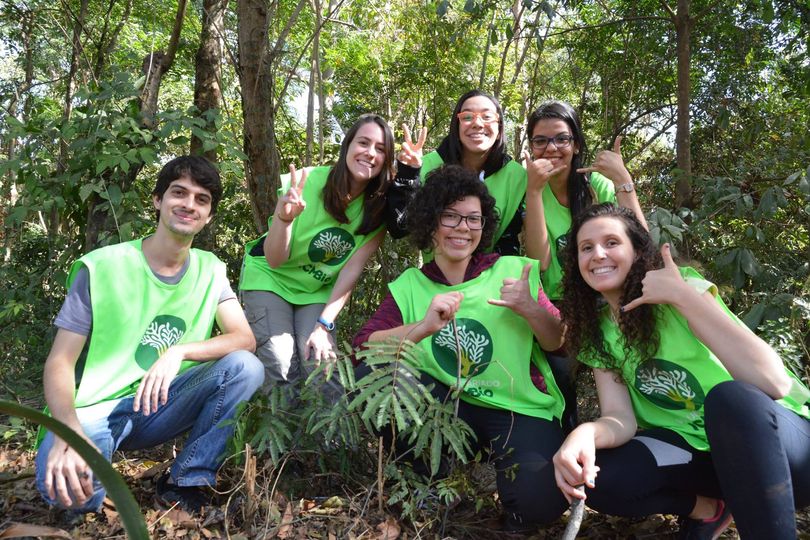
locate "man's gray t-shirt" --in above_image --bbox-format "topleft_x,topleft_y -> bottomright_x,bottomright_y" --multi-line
55,256 -> 236,336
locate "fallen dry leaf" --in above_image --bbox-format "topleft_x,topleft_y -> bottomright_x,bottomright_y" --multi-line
375,516 -> 400,540
276,502 -> 294,539
0,522 -> 71,539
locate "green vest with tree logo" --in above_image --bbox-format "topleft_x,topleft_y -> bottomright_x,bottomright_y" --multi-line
579,266 -> 810,450
540,172 -> 615,300
239,166 -> 382,304
70,239 -> 223,408
389,256 -> 563,420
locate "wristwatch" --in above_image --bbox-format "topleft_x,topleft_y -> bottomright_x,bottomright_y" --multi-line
617,182 -> 635,193
317,317 -> 335,331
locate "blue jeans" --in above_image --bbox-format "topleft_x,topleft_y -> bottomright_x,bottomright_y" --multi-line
35,350 -> 263,512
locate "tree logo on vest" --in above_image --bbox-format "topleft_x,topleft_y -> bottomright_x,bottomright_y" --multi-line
308,227 -> 355,266
135,315 -> 187,369
556,234 -> 569,266
634,358 -> 705,411
431,319 -> 493,378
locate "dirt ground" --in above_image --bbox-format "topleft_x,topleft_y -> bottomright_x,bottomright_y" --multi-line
5,439 -> 808,539
2,372 -> 809,538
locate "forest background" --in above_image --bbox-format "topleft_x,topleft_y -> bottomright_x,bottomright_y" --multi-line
0,0 -> 809,537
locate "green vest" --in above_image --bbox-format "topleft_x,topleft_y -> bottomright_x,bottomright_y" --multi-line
421,151 -> 526,253
541,172 -> 615,300
579,266 -> 810,450
239,166 -> 383,304
71,239 -> 223,408
388,256 -> 563,420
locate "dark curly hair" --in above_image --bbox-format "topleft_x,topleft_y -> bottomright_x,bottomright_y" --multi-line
406,164 -> 498,254
560,203 -> 663,371
526,101 -> 592,218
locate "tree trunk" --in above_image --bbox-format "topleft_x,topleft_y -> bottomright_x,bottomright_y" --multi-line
85,0 -> 187,251
55,0 -> 89,243
191,0 -> 227,162
305,0 -> 321,166
93,0 -> 133,79
191,0 -> 228,252
237,0 -> 281,233
139,0 -> 188,130
673,0 -> 694,208
2,8 -> 35,260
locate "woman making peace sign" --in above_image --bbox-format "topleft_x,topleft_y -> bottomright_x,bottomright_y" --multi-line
240,114 -> 395,398
554,203 -> 810,539
387,89 -> 529,255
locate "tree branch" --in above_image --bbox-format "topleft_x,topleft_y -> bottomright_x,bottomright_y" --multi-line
658,0 -> 676,20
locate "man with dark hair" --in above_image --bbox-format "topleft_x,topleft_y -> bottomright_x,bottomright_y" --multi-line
35,156 -> 263,513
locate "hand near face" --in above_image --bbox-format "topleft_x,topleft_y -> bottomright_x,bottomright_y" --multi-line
420,292 -> 464,335
275,164 -> 308,222
133,345 -> 185,415
622,244 -> 686,312
523,150 -> 567,192
576,136 -> 632,186
398,124 -> 427,168
487,263 -> 535,318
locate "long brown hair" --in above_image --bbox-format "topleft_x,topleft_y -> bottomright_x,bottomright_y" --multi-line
560,203 -> 663,371
323,114 -> 395,235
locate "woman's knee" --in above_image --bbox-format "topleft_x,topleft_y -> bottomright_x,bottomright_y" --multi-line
704,380 -> 770,432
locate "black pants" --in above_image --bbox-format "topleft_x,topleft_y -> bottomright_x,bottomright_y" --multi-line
355,363 -> 568,527
705,380 -> 810,539
582,380 -> 810,539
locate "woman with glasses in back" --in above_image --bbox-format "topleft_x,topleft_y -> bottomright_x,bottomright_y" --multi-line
387,89 -> 530,255
523,101 -> 648,431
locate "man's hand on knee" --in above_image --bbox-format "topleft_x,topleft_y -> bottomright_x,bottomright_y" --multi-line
134,345 -> 185,415
44,437 -> 96,508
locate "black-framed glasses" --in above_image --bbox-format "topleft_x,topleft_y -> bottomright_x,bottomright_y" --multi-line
529,134 -> 575,151
439,211 -> 486,230
456,111 -> 500,124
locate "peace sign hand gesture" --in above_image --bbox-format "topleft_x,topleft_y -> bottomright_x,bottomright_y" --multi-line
398,124 -> 427,168
622,244 -> 687,312
275,164 -> 308,223
576,136 -> 633,186
523,150 -> 567,192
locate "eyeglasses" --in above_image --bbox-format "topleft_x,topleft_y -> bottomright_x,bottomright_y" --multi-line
439,211 -> 486,230
456,111 -> 500,124
529,134 -> 575,151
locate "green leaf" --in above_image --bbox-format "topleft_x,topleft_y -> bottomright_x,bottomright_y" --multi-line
784,171 -> 801,185
539,0 -> 555,19
742,302 -> 767,330
430,428 -> 442,476
739,248 -> 759,276
79,184 -> 97,202
107,185 -> 123,207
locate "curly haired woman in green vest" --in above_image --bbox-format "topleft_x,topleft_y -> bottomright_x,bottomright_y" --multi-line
554,203 -> 810,539
355,165 -> 569,531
